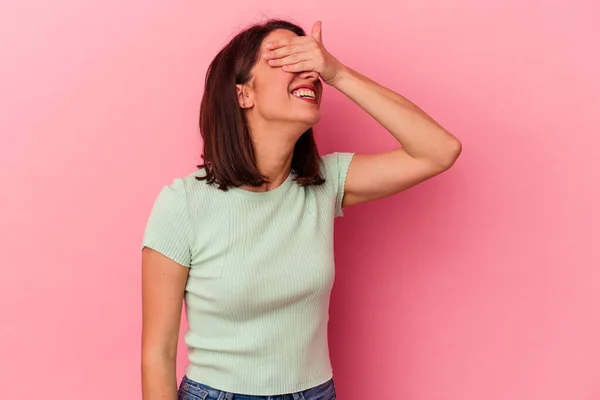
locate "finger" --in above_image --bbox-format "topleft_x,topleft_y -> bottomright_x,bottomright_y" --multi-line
262,44 -> 304,60
281,62 -> 314,73
265,36 -> 311,50
267,52 -> 312,67
311,21 -> 322,42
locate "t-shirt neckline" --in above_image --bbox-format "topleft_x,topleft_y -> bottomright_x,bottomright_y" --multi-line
229,172 -> 295,201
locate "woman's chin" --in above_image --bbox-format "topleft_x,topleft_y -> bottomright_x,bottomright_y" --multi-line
298,111 -> 321,127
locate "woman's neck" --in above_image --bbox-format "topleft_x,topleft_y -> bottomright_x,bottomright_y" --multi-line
243,119 -> 306,192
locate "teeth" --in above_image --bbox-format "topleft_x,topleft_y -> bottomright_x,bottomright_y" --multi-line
292,89 -> 315,99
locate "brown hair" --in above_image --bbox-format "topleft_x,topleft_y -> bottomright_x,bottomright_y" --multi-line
195,19 -> 325,191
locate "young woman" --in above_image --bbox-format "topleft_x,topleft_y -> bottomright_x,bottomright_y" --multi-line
141,19 -> 461,400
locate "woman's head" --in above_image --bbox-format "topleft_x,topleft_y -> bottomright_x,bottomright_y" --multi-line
197,19 -> 325,190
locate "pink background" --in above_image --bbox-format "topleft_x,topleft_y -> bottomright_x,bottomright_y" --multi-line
1,1 -> 599,399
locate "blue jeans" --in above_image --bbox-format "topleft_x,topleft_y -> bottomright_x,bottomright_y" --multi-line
178,375 -> 336,400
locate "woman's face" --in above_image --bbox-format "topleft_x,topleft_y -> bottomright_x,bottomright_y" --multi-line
238,29 -> 323,134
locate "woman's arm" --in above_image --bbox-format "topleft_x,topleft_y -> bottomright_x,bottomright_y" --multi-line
141,247 -> 189,400
331,65 -> 462,207
263,21 -> 462,207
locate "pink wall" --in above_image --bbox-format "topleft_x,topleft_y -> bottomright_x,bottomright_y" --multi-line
1,1 -> 599,399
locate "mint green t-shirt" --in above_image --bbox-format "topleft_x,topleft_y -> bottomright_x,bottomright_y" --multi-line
141,152 -> 354,395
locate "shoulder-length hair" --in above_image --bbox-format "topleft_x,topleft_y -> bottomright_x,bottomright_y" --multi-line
195,19 -> 325,191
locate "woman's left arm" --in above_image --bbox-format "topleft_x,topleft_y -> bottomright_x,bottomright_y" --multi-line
264,21 -> 462,207
331,65 -> 462,208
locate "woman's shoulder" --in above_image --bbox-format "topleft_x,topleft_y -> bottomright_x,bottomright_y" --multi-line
319,152 -> 355,180
159,167 -> 211,193
147,168 -> 215,209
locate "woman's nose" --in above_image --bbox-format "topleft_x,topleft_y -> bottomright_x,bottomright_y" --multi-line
298,70 -> 320,82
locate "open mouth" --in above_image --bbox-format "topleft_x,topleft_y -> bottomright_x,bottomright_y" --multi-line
291,86 -> 318,103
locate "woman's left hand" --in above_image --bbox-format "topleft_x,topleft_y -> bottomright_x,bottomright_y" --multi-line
262,21 -> 345,86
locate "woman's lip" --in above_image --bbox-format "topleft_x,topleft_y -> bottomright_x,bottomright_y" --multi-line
290,84 -> 318,95
292,95 -> 318,104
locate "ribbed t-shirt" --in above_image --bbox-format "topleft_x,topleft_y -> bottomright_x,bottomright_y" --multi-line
141,152 -> 354,395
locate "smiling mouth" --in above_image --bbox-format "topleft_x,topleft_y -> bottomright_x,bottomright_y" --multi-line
291,88 -> 318,103
292,88 -> 316,99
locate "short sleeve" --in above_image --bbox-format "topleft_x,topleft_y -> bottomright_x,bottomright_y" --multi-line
141,178 -> 192,267
321,152 -> 355,217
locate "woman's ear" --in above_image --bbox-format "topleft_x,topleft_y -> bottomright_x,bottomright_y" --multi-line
236,84 -> 253,109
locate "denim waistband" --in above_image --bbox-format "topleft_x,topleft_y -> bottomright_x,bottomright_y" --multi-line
178,375 -> 336,400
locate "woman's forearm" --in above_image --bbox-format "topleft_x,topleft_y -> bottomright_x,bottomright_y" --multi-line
142,352 -> 178,400
332,65 -> 461,167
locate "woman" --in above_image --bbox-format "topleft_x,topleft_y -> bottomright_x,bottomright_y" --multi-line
141,19 -> 461,400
